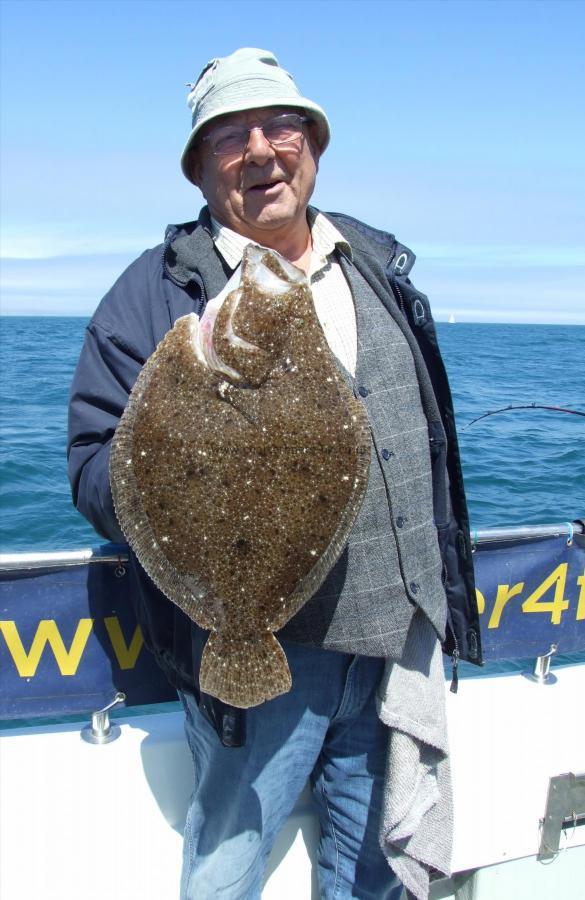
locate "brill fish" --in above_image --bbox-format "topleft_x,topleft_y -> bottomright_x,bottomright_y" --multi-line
110,245 -> 370,708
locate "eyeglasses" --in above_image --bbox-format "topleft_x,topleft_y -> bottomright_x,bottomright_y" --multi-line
202,113 -> 310,157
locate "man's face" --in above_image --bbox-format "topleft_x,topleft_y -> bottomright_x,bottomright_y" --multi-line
191,106 -> 321,243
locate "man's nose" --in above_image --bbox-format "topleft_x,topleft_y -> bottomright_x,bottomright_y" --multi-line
244,126 -> 276,164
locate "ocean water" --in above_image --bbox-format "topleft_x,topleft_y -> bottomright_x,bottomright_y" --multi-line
0,317 -> 583,553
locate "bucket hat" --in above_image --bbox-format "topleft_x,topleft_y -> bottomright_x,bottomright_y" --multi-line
181,48 -> 330,183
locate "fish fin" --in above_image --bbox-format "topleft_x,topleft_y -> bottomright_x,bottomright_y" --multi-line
217,382 -> 262,426
199,631 -> 292,709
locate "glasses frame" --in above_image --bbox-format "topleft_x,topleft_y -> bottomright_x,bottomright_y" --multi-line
201,113 -> 311,157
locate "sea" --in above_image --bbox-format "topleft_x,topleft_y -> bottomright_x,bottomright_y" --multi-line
0,317 -> 584,554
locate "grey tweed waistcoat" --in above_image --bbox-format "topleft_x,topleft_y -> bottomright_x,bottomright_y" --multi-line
279,259 -> 447,658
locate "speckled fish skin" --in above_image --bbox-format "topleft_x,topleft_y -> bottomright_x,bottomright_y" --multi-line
110,245 -> 371,708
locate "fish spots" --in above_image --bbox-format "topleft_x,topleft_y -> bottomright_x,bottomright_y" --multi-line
185,465 -> 209,480
110,245 -> 371,708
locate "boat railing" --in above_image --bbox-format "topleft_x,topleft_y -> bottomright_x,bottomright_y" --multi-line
0,548 -> 127,571
1,519 -> 583,720
471,521 -> 584,544
0,521 -> 583,571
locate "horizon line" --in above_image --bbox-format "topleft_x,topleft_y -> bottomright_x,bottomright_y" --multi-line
2,312 -> 584,327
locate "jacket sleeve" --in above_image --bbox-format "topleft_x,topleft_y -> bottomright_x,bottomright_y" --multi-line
67,316 -> 146,543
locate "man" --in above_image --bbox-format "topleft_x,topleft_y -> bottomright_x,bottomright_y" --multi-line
68,48 -> 481,900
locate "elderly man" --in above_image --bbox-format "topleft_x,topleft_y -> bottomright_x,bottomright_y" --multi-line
68,48 -> 481,900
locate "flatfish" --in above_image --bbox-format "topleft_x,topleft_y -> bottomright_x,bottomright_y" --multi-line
110,245 -> 370,708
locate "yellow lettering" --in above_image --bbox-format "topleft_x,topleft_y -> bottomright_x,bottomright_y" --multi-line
488,582 -> 524,629
576,570 -> 585,621
0,619 -> 93,677
475,588 -> 486,615
104,617 -> 144,669
522,564 -> 569,625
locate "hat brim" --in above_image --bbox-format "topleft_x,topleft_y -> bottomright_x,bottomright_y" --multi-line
180,96 -> 330,184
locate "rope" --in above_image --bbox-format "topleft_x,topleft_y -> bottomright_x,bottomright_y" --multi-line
462,403 -> 585,431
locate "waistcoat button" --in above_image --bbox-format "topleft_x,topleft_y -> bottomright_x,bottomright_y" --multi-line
381,448 -> 391,460
410,582 -> 419,594
396,516 -> 405,528
358,386 -> 369,398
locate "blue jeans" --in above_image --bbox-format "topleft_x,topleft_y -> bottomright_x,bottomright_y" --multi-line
179,639 -> 403,899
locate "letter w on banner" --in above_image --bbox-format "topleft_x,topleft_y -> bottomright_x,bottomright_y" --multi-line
0,549 -> 176,720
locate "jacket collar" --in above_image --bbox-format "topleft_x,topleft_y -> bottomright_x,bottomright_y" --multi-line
323,212 -> 416,278
162,206 -> 417,302
163,207 -> 231,301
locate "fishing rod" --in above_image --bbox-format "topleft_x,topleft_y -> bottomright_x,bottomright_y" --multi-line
462,403 -> 585,431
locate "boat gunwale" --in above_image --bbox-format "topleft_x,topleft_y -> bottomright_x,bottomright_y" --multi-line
0,521 -> 583,571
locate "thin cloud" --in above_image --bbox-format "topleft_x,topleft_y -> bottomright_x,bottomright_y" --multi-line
0,254 -> 137,316
414,245 -> 585,268
2,250 -> 584,323
1,229 -> 161,260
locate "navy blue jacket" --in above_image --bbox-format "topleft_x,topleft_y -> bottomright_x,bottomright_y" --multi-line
68,207 -> 481,745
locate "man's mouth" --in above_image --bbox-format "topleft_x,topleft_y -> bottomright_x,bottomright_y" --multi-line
246,179 -> 285,194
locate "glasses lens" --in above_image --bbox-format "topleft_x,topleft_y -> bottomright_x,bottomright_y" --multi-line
262,114 -> 304,145
208,115 -> 305,156
211,127 -> 248,156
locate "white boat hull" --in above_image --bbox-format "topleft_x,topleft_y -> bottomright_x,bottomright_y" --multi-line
2,662 -> 584,900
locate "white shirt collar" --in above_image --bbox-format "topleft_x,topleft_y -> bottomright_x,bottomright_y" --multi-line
209,209 -> 352,270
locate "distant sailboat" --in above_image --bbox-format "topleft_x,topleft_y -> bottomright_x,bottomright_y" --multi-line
448,313 -> 456,324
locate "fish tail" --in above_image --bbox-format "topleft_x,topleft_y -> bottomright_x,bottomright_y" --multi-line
199,631 -> 292,709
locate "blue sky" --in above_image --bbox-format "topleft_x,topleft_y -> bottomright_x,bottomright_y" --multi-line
1,0 -> 584,322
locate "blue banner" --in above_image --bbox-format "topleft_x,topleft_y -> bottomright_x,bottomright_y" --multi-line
1,533 -> 584,719
473,532 -> 585,659
0,551 -> 176,719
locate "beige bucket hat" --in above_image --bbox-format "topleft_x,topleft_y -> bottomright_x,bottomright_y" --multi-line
180,47 -> 330,184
